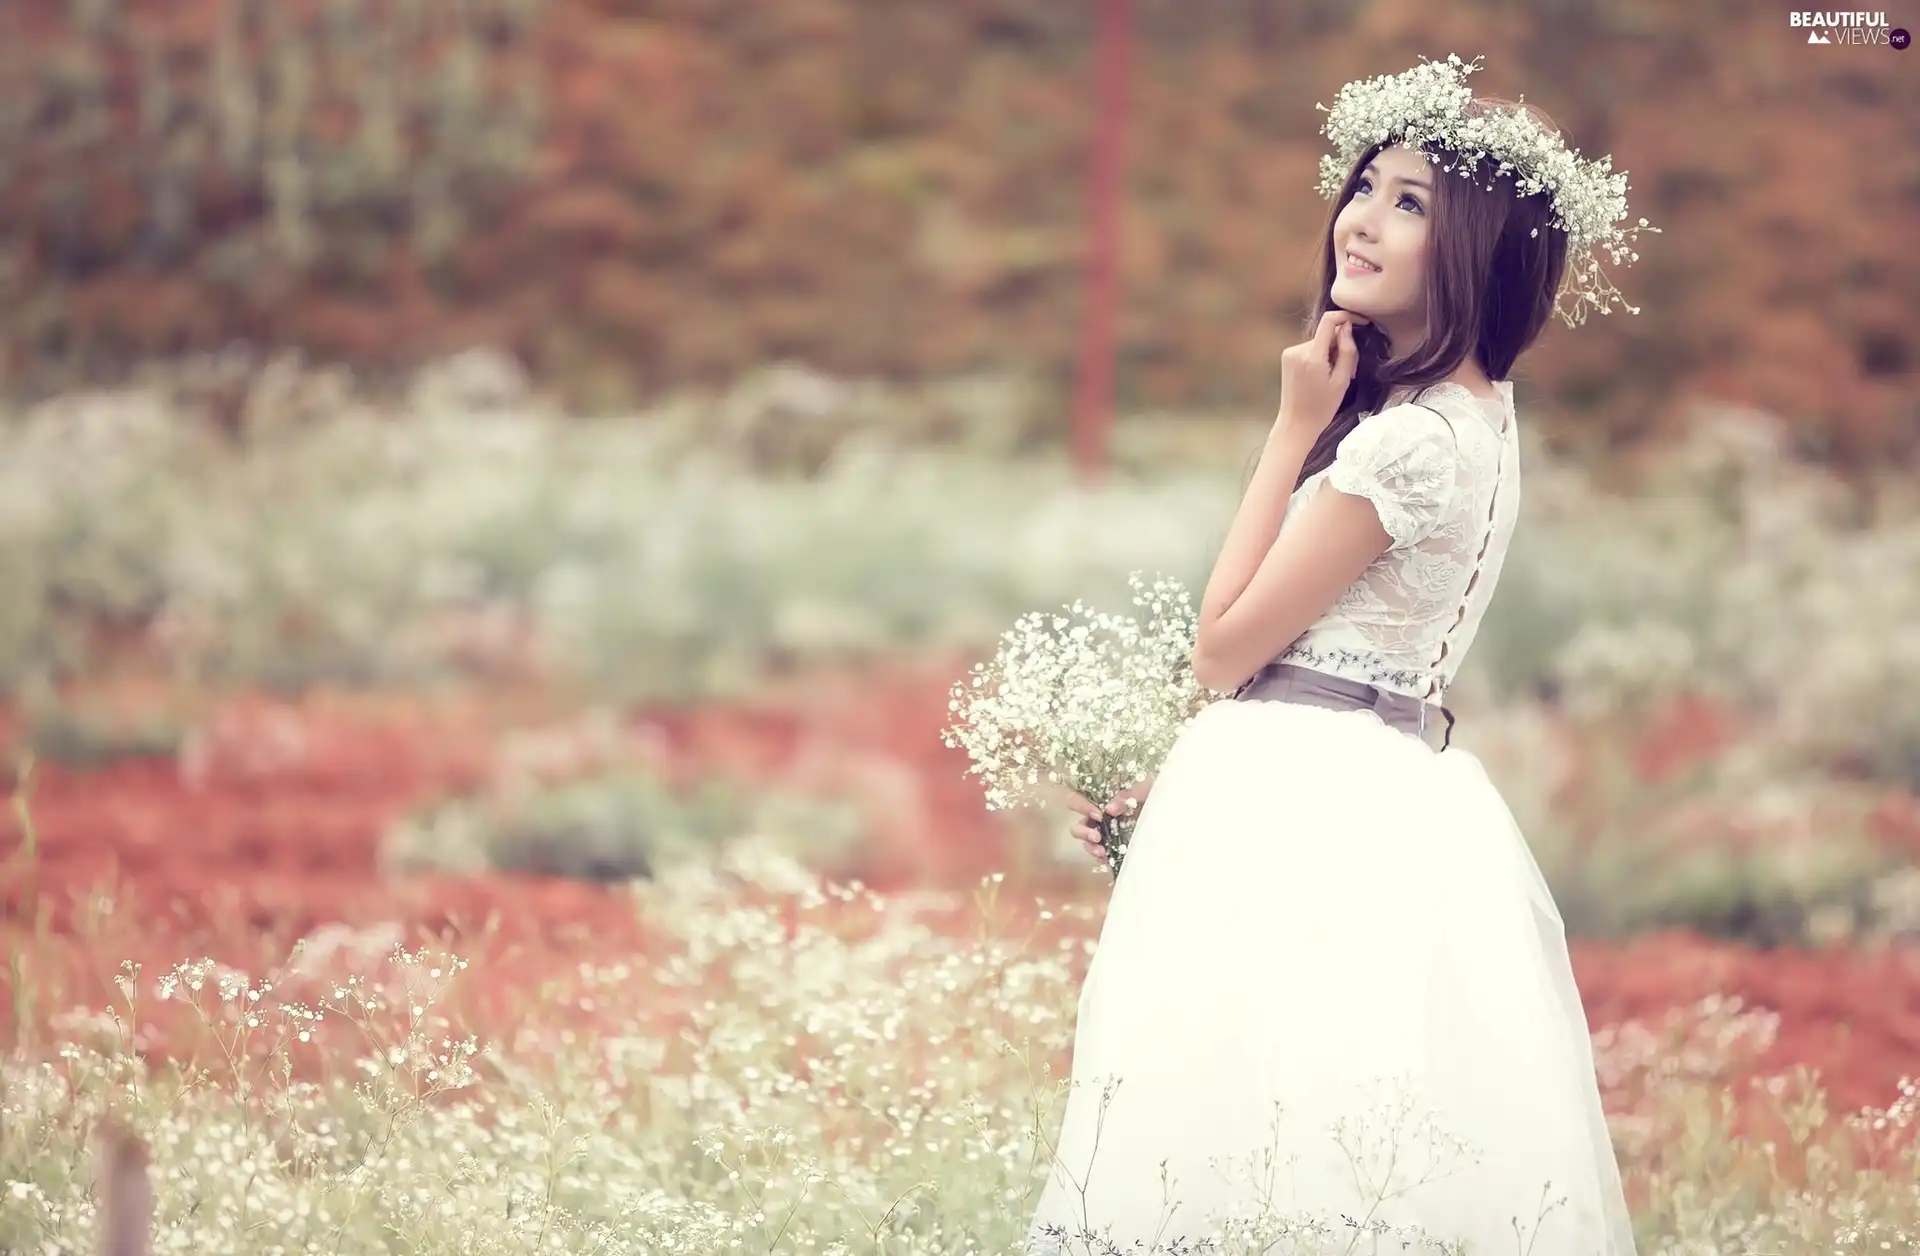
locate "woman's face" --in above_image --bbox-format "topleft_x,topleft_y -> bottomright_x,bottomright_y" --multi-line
1330,144 -> 1434,353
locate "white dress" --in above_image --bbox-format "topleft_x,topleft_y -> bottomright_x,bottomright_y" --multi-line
1025,380 -> 1637,1255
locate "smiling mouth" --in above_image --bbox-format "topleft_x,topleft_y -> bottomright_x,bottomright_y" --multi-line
1343,253 -> 1382,275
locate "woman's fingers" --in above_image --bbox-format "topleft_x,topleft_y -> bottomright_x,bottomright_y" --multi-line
1065,791 -> 1101,819
1067,788 -> 1139,858
1310,310 -> 1366,363
1336,320 -> 1358,378
1309,310 -> 1341,361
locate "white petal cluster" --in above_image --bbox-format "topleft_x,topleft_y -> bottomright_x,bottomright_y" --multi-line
1314,53 -> 1662,329
940,573 -> 1214,871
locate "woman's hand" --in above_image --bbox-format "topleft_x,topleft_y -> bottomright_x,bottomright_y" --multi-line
1063,775 -> 1156,863
1276,310 -> 1371,438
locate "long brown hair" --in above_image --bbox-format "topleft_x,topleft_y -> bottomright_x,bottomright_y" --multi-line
1282,97 -> 1571,492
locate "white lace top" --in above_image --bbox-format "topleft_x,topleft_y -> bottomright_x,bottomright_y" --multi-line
1270,378 -> 1519,701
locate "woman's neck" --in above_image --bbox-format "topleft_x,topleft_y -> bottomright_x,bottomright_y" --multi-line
1385,373 -> 1501,405
1443,365 -> 1500,402
1371,341 -> 1500,402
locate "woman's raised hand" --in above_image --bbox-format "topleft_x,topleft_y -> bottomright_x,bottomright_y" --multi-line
1277,309 -> 1371,436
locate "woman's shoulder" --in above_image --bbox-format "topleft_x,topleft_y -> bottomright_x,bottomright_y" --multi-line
1328,403 -> 1458,494
1369,379 -> 1514,457
1340,397 -> 1459,461
1399,378 -> 1513,427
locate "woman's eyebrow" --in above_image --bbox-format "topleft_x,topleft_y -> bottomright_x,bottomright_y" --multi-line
1361,162 -> 1432,191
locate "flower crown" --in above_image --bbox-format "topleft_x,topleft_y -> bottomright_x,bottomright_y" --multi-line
1315,53 -> 1660,329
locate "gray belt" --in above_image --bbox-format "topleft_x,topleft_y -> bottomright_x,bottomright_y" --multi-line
1231,661 -> 1456,752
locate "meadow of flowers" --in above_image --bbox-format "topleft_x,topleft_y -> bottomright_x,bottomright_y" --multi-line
5,354 -> 1920,1252
6,839 -> 1920,1255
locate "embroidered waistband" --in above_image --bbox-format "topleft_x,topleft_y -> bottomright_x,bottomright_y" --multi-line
1274,644 -> 1434,694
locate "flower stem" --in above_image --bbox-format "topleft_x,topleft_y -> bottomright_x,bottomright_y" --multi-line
1095,811 -> 1134,879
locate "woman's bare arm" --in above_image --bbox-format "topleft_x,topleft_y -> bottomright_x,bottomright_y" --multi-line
1198,422 -> 1317,639
1193,483 -> 1391,694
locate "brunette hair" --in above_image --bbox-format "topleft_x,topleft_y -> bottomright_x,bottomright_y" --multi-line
1283,97 -> 1571,492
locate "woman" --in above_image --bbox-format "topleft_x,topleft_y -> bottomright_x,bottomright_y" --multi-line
1028,56 -> 1652,1255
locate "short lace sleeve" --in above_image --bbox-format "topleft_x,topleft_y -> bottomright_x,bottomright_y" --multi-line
1324,404 -> 1459,549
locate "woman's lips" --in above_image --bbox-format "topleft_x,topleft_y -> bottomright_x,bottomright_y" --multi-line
1342,256 -> 1382,276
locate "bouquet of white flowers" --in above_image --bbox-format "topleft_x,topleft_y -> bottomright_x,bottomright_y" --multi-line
941,572 -> 1218,877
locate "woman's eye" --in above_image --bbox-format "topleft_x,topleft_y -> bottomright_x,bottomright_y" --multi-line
1356,179 -> 1423,214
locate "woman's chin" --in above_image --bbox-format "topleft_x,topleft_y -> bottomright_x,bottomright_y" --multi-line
1330,281 -> 1367,308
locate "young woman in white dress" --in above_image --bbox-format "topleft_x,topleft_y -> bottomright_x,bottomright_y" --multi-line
1029,57 -> 1651,1256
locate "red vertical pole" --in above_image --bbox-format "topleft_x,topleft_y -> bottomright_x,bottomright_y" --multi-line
1071,0 -> 1131,485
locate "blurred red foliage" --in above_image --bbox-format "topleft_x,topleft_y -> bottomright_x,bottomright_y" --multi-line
1629,691 -> 1736,785
5,662 -> 1920,1120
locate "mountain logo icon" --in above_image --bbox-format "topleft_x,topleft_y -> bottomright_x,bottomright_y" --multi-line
1806,29 -> 1831,43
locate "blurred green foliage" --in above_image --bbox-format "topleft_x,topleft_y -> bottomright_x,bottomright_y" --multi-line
20,705 -> 188,770
3,353 -> 1917,800
384,765 -> 866,883
0,354 -> 1228,702
0,0 -> 542,372
1550,804 -> 1905,949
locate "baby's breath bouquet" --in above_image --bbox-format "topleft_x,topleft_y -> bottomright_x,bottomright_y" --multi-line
941,572 -> 1217,877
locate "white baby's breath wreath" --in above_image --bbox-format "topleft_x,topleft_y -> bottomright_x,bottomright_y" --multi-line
1315,52 -> 1662,329
941,573 -> 1218,877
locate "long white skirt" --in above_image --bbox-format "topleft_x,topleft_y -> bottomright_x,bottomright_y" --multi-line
1024,697 -> 1638,1255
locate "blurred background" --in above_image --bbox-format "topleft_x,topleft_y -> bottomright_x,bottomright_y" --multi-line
1,0 -> 1918,1111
